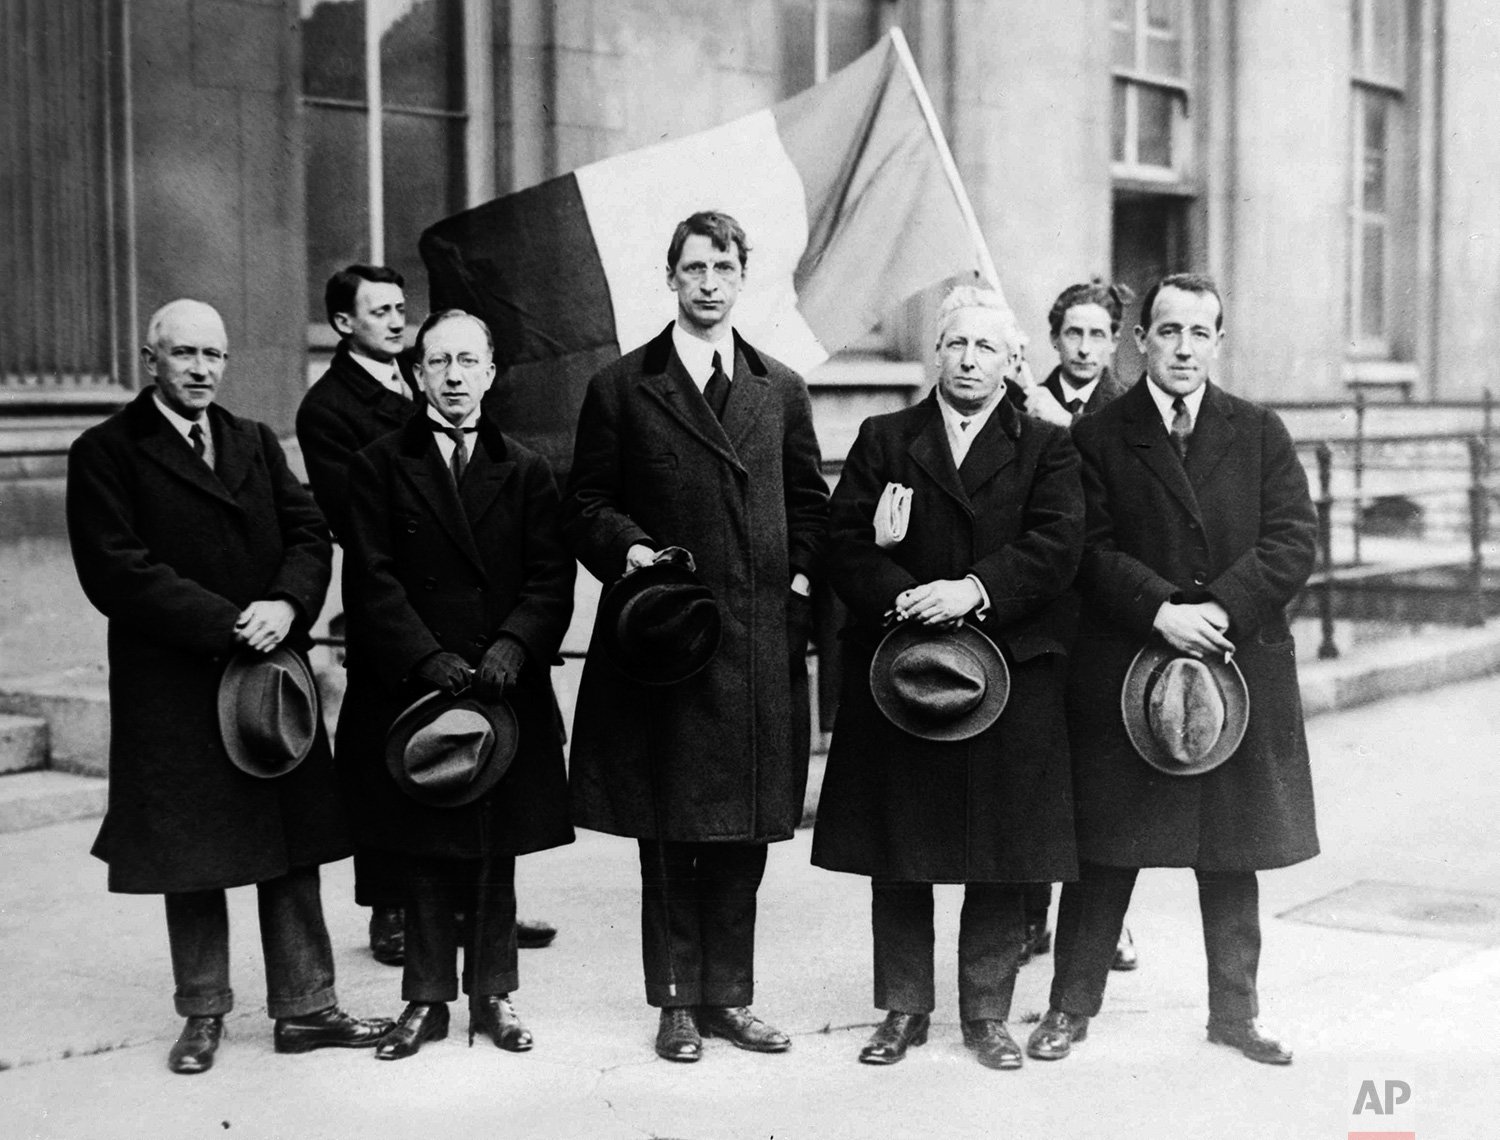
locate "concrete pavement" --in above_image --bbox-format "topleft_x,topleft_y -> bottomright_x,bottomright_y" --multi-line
5,674 -> 1500,1139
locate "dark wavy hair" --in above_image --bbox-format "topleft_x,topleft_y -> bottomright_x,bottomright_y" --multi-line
666,210 -> 750,272
1047,278 -> 1134,336
323,264 -> 404,331
1138,273 -> 1224,331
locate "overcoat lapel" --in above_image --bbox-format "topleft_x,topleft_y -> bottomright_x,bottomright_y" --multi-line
396,418 -> 488,579
457,421 -> 517,530
639,350 -> 747,476
1120,379 -> 1202,521
1182,382 -> 1236,488
721,341 -> 771,453
213,414 -> 259,499
131,394 -> 242,511
907,395 -> 973,516
957,398 -> 1019,496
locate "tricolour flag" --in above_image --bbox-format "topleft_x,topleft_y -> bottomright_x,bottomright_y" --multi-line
421,29 -> 997,474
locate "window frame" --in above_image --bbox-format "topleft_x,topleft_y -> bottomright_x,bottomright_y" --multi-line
1110,0 -> 1194,186
301,0 -> 493,345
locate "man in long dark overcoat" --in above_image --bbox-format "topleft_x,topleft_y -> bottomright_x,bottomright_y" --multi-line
339,309 -> 575,1059
66,299 -> 392,1075
562,211 -> 828,1063
295,263 -> 417,964
812,286 -> 1083,1071
1027,273 -> 1319,1067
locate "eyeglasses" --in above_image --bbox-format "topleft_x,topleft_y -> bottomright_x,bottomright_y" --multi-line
422,353 -> 485,372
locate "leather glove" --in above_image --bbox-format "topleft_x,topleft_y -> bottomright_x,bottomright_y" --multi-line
477,635 -> 527,700
414,651 -> 473,695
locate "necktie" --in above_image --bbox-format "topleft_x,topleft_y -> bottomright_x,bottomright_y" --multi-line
704,351 -> 731,421
1170,396 -> 1192,461
188,422 -> 207,462
959,419 -> 972,433
1064,398 -> 1083,416
433,422 -> 477,484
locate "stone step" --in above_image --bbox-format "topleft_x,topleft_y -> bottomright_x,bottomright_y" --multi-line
0,712 -> 48,774
0,666 -> 110,777
0,769 -> 107,834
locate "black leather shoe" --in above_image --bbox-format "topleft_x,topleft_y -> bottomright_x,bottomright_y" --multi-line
697,1005 -> 791,1053
1206,1018 -> 1292,1065
375,1002 -> 450,1061
469,994 -> 533,1052
1111,926 -> 1138,971
369,907 -> 405,966
167,1015 -> 222,1075
962,1019 -> 1023,1070
516,919 -> 557,949
273,1006 -> 395,1054
1026,1008 -> 1089,1061
655,1007 -> 702,1062
858,1011 -> 930,1065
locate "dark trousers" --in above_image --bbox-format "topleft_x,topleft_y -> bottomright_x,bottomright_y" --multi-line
400,852 -> 518,1003
1050,861 -> 1261,1020
1023,882 -> 1053,927
871,881 -> 1028,1022
353,846 -> 407,910
164,864 -> 336,1020
637,840 -> 768,1008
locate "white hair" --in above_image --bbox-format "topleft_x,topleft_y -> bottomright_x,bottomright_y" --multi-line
933,285 -> 1023,352
144,299 -> 225,351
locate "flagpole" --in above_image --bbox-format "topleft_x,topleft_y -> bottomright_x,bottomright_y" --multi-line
887,27 -> 1002,296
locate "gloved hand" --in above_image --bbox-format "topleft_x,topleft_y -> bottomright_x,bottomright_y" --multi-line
415,651 -> 473,695
477,636 -> 527,700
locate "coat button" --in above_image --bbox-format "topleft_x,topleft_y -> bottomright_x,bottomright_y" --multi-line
423,577 -> 437,591
405,520 -> 418,534
1192,572 -> 1207,587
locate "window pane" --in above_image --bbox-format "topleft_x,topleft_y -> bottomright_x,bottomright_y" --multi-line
1351,0 -> 1363,63
1136,85 -> 1174,168
305,104 -> 370,323
1361,222 -> 1385,341
379,0 -> 463,111
1112,79 -> 1128,162
779,1 -> 815,96
1370,0 -> 1405,83
1111,0 -> 1136,68
1362,95 -> 1388,213
1146,0 -> 1180,32
302,0 -> 366,102
382,111 -> 464,310
827,0 -> 877,75
1145,31 -> 1182,76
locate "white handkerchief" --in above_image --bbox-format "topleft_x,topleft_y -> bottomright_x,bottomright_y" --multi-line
874,482 -> 913,549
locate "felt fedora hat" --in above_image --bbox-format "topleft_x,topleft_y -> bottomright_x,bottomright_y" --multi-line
870,622 -> 1010,742
217,646 -> 321,778
1121,642 -> 1250,776
384,691 -> 518,808
596,546 -> 722,686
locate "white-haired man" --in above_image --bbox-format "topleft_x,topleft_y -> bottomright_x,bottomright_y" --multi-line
812,286 -> 1084,1070
67,299 -> 392,1074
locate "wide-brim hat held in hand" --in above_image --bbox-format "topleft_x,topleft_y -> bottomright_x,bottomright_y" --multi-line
385,691 -> 518,808
870,621 -> 1010,742
1121,641 -> 1250,776
217,645 -> 321,778
597,546 -> 722,686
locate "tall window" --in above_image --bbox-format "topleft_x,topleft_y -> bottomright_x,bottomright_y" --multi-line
1348,0 -> 1407,355
1,0 -> 127,395
779,0 -> 901,97
1110,0 -> 1192,181
301,0 -> 479,331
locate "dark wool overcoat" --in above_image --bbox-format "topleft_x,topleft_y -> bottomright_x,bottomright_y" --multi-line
561,324 -> 828,844
338,412 -> 575,861
1068,378 -> 1320,872
1041,364 -> 1130,418
811,393 -> 1084,883
295,343 -> 418,544
66,389 -> 349,894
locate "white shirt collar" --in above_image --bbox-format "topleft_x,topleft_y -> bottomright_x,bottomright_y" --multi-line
1056,374 -> 1099,408
1145,376 -> 1208,434
153,391 -> 214,465
348,349 -> 409,398
672,322 -> 735,391
936,387 -> 1004,468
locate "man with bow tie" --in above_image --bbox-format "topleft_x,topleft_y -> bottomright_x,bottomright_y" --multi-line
338,309 -> 575,1059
